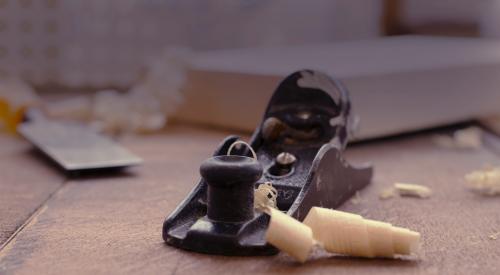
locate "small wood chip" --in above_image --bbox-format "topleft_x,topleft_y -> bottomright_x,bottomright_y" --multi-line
433,127 -> 482,149
350,191 -> 363,205
379,188 -> 396,200
394,183 -> 432,198
489,232 -> 500,240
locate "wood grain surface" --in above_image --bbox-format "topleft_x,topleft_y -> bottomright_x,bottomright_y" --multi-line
0,134 -> 65,246
1,126 -> 500,275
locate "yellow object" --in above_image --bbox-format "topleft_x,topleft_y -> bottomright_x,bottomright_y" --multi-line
0,98 -> 8,119
303,207 -> 421,258
0,79 -> 38,134
0,98 -> 26,134
265,207 -> 315,263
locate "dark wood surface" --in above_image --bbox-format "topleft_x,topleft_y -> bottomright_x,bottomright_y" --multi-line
1,126 -> 500,274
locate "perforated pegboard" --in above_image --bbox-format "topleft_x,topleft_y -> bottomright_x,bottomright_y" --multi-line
0,0 -> 382,88
0,0 -> 60,85
0,0 -> 176,87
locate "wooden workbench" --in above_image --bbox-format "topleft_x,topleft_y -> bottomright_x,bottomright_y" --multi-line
1,125 -> 499,275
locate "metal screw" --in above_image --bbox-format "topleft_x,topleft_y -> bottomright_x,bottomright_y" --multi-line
296,111 -> 311,120
276,152 -> 296,166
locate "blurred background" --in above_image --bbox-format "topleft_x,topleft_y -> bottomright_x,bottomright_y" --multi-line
0,0 -> 497,87
1,0 -> 500,138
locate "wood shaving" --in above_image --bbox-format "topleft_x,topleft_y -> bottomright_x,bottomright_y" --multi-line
350,191 -> 363,205
265,207 -> 314,263
304,207 -> 421,258
489,232 -> 500,240
254,182 -> 278,211
265,206 -> 421,263
379,188 -> 396,200
433,127 -> 482,149
465,167 -> 500,195
394,183 -> 432,198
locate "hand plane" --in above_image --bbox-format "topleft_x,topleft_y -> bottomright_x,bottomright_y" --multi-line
162,70 -> 373,256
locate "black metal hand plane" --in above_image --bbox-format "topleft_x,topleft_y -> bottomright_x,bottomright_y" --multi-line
162,70 -> 373,256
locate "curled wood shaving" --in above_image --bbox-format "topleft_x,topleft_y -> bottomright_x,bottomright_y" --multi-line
465,167 -> 500,195
265,207 -> 314,263
254,182 -> 278,211
265,207 -> 421,263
